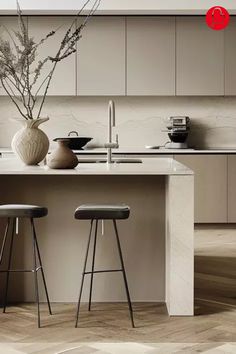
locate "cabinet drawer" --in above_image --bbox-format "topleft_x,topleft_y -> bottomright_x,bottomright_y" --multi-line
176,17 -> 224,96
227,156 -> 236,222
28,17 -> 76,96
127,17 -> 175,95
77,17 -> 125,96
175,155 -> 227,223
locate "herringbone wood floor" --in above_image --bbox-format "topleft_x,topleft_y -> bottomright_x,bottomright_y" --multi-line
0,225 -> 235,353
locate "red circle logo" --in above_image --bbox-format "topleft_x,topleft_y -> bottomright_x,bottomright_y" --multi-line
206,6 -> 230,30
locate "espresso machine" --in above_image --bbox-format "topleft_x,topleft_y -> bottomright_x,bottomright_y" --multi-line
165,116 -> 190,149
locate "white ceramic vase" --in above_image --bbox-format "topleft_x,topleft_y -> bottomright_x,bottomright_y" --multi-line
11,118 -> 49,165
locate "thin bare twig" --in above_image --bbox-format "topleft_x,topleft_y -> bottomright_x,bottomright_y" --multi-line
37,0 -> 100,118
0,0 -> 100,120
1,78 -> 28,119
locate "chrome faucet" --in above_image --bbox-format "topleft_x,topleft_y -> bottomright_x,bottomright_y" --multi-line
105,100 -> 119,164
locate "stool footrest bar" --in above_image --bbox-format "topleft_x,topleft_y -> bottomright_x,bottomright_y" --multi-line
0,266 -> 42,273
84,269 -> 122,275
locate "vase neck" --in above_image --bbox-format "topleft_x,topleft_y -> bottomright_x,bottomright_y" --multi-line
57,139 -> 70,147
21,118 -> 49,129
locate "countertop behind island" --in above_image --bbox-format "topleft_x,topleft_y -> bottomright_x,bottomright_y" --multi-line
1,147 -> 236,157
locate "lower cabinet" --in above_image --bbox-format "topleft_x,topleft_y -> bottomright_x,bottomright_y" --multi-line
227,156 -> 236,222
174,155 -> 228,223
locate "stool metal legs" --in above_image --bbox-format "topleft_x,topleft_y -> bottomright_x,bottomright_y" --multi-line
75,219 -> 135,328
88,220 -> 98,311
3,218 -> 15,313
31,219 -> 40,328
0,217 -> 52,328
75,220 -> 94,327
113,220 -> 135,328
31,219 -> 52,318
0,218 -> 10,266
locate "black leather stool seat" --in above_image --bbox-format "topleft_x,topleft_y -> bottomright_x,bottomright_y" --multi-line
75,204 -> 130,220
0,204 -> 48,218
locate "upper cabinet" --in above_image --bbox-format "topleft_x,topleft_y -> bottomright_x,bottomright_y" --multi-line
225,17 -> 236,95
2,15 -> 236,97
127,17 -> 175,96
28,17 -> 76,96
176,17 -> 224,96
77,17 -> 126,96
0,17 -> 22,96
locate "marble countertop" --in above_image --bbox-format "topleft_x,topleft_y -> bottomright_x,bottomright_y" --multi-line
81,148 -> 236,155
1,147 -> 236,155
0,157 -> 193,176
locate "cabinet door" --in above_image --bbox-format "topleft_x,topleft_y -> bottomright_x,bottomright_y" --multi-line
28,17 -> 76,96
225,18 -> 236,95
77,17 -> 125,96
175,155 -> 227,223
0,17 -> 22,96
176,17 -> 224,96
227,156 -> 236,222
127,17 -> 175,95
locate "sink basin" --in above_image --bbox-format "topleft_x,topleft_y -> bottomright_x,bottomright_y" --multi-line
78,158 -> 143,164
114,159 -> 142,163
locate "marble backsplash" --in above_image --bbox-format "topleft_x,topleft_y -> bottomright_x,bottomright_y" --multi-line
1,96 -> 236,149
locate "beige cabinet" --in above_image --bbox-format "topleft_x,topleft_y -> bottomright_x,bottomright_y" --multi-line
227,156 -> 236,222
225,18 -> 236,95
28,17 -> 76,96
0,17 -> 22,96
127,17 -> 175,95
176,17 -> 224,96
175,155 -> 227,223
77,17 -> 125,96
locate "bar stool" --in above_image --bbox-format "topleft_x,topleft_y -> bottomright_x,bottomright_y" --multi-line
74,204 -> 135,328
0,204 -> 52,328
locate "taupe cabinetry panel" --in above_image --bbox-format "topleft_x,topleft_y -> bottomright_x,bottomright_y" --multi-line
225,18 -> 236,95
175,155 -> 227,223
28,17 -> 76,96
227,156 -> 236,222
77,17 -> 125,96
127,17 -> 175,95
0,17 -> 22,96
176,17 -> 224,96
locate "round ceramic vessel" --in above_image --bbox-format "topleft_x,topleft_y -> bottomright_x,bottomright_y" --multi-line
47,139 -> 79,169
11,118 -> 49,166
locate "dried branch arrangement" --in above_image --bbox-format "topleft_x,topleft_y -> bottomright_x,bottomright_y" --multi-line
0,0 -> 100,120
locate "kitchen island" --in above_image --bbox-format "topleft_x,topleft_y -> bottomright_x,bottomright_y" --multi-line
0,157 -> 194,316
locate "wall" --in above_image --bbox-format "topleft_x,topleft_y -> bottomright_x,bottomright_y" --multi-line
1,96 -> 236,150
